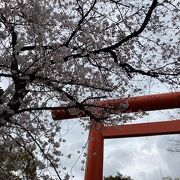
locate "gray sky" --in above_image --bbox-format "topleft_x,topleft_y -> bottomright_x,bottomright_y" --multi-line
104,134 -> 180,180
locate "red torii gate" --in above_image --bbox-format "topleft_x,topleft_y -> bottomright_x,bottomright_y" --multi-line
52,92 -> 180,180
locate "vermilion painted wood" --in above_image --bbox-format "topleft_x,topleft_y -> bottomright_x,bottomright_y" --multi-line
84,123 -> 104,180
51,92 -> 180,180
102,120 -> 180,139
52,92 -> 180,120
85,120 -> 180,180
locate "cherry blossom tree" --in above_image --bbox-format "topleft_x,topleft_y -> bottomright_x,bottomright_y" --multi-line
0,0 -> 179,179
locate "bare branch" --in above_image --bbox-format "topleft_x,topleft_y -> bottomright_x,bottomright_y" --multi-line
65,0 -> 97,47
0,73 -> 13,78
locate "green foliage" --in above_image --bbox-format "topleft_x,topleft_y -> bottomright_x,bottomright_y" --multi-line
0,142 -> 37,180
104,172 -> 133,180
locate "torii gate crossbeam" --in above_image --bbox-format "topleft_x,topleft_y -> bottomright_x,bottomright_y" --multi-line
51,92 -> 180,180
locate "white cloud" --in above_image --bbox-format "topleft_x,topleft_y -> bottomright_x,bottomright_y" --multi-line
104,135 -> 180,180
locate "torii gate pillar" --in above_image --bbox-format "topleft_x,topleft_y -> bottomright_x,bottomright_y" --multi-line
84,122 -> 104,180
52,92 -> 180,180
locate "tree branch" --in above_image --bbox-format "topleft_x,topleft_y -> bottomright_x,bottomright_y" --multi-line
20,45 -> 53,51
0,73 -> 13,78
64,0 -> 97,47
94,0 -> 158,53
64,0 -> 157,60
119,63 -> 159,77
12,122 -> 62,180
17,106 -> 76,114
